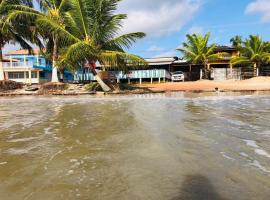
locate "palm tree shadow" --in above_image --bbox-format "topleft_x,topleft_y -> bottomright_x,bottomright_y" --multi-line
172,175 -> 229,200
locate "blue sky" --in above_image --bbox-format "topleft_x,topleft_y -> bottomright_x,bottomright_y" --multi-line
4,0 -> 270,58
118,0 -> 270,58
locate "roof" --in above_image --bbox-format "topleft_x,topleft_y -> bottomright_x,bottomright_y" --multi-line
5,48 -> 41,56
0,58 -> 20,62
215,46 -> 237,52
145,57 -> 178,66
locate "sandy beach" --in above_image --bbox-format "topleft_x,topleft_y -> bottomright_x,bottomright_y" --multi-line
141,77 -> 270,92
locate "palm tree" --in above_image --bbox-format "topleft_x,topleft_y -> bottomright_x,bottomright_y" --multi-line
177,33 -> 220,79
0,0 -> 34,80
60,0 -> 146,91
230,35 -> 242,50
231,35 -> 270,76
4,0 -> 75,82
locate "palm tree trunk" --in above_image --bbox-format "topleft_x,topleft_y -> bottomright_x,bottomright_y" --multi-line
59,68 -> 64,82
257,62 -> 260,76
88,60 -> 111,92
253,63 -> 257,77
51,37 -> 59,82
0,45 -> 4,81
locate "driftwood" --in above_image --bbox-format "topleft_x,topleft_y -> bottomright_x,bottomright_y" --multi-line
0,80 -> 23,91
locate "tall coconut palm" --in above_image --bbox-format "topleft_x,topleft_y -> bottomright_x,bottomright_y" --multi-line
177,33 -> 220,79
60,0 -> 146,91
0,0 -> 33,80
231,35 -> 270,76
4,0 -> 76,82
230,35 -> 242,50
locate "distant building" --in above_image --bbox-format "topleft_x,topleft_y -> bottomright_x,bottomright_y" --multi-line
2,49 -> 73,84
3,49 -> 51,84
1,46 -> 264,84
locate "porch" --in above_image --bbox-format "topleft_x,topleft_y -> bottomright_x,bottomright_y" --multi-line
2,62 -> 43,84
74,69 -> 172,84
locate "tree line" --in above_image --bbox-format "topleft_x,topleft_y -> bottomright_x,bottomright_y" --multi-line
178,33 -> 270,78
0,0 -> 269,88
0,0 -> 146,91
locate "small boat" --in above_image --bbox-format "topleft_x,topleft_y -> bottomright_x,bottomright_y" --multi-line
25,86 -> 39,91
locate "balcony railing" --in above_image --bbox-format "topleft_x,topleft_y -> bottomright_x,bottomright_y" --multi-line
74,69 -> 172,82
2,62 -> 35,68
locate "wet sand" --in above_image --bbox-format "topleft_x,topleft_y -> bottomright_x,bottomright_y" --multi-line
141,77 -> 270,92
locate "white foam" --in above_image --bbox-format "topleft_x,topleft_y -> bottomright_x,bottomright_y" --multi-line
44,127 -> 53,135
0,162 -> 7,165
255,149 -> 270,158
240,152 -> 249,158
250,160 -> 270,174
243,140 -> 259,148
7,137 -> 38,143
221,152 -> 235,161
257,130 -> 270,136
243,139 -> 270,159
67,170 -> 74,175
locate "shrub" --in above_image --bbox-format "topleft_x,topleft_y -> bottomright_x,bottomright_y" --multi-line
39,82 -> 69,94
0,80 -> 23,91
84,82 -> 102,91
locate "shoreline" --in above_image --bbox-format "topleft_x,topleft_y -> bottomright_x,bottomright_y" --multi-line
1,77 -> 270,97
1,88 -> 270,97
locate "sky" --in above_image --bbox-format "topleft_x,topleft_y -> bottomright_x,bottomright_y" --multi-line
4,0 -> 270,58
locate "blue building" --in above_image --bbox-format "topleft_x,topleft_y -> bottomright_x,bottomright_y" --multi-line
3,49 -> 73,84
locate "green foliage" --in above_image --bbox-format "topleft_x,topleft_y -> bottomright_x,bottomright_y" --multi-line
0,0 -> 36,58
230,35 -> 242,49
59,0 -> 147,71
84,82 -> 100,91
40,82 -> 68,92
231,35 -> 270,67
177,33 -> 220,67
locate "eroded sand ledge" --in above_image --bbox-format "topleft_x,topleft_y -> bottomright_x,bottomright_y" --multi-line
1,77 -> 270,96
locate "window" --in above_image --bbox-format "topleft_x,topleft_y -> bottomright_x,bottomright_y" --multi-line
39,71 -> 45,78
31,72 -> 37,78
8,72 -> 25,79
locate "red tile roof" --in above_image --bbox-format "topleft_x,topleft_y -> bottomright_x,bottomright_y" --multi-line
0,58 -> 20,62
5,48 -> 41,55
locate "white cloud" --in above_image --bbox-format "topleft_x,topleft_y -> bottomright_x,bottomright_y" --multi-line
187,25 -> 204,34
147,45 -> 164,52
246,0 -> 270,22
118,0 -> 202,37
153,50 -> 178,58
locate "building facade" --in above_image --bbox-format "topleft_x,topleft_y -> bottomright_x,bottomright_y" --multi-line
1,46 -> 262,85
3,49 -> 51,84
2,49 -> 73,84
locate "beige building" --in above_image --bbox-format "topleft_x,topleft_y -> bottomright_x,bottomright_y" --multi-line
1,49 -> 48,84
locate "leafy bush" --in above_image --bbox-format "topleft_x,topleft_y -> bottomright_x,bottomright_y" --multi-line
0,80 -> 23,91
39,82 -> 69,93
84,82 -> 102,91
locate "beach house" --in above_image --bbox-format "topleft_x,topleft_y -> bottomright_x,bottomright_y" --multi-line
2,49 -> 74,84
2,49 -> 51,84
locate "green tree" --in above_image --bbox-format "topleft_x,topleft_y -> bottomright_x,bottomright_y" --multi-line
4,0 -> 75,82
0,0 -> 34,80
231,35 -> 270,76
177,33 -> 220,79
60,0 -> 146,91
230,35 -> 242,49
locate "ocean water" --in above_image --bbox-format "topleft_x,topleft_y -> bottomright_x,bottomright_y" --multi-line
0,93 -> 269,200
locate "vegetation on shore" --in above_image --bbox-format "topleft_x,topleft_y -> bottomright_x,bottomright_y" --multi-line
0,1 -> 270,92
0,0 -> 146,91
0,80 -> 22,91
177,32 -> 222,79
178,33 -> 270,78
